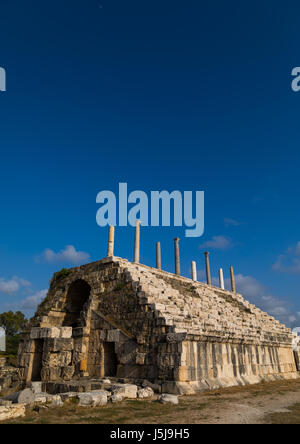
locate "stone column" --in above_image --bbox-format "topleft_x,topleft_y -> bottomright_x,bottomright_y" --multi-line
191,261 -> 197,281
219,268 -> 225,290
134,220 -> 141,263
107,226 -> 115,257
230,266 -> 236,293
174,238 -> 180,275
156,242 -> 161,270
204,252 -> 211,286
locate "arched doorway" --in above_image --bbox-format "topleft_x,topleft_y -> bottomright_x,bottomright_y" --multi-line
63,279 -> 91,328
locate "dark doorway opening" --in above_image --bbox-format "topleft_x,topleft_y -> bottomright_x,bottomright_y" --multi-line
63,279 -> 91,328
31,339 -> 43,381
104,342 -> 117,377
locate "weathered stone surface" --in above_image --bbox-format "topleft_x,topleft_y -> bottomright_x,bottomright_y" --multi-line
161,382 -> 195,395
17,257 -> 299,392
137,387 -> 154,399
50,395 -> 63,407
34,393 -> 47,403
159,394 -> 179,405
111,384 -> 138,399
77,391 -> 108,407
59,392 -> 77,402
0,404 -> 26,421
0,399 -> 12,407
6,388 -> 35,404
102,379 -> 111,384
30,381 -> 42,394
0,361 -> 21,395
141,380 -> 161,393
110,393 -> 123,403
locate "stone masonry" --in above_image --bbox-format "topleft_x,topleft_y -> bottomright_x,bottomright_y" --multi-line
17,257 -> 299,394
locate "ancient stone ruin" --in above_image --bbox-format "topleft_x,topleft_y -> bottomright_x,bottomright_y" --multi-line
17,226 -> 300,395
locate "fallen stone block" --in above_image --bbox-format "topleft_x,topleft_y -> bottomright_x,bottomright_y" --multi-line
0,404 -> 26,421
34,394 -> 48,404
30,381 -> 42,394
6,388 -> 35,404
161,381 -> 195,395
111,384 -> 138,399
102,379 -> 111,384
141,380 -> 161,393
111,393 -> 123,403
0,399 -> 12,407
77,391 -> 108,407
59,392 -> 78,402
137,387 -> 154,399
50,395 -> 63,407
159,394 -> 179,405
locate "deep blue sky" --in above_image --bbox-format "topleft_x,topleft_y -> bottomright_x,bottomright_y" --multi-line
0,0 -> 300,326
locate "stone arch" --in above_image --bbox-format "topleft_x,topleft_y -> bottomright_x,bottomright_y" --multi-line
63,279 -> 91,328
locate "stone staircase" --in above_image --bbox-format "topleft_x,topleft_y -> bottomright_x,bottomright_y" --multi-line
119,260 -> 292,346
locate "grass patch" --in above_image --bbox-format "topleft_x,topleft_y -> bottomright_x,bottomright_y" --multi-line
3,379 -> 300,424
264,403 -> 300,424
55,268 -> 71,281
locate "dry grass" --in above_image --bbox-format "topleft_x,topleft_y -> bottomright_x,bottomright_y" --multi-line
3,378 -> 300,424
264,403 -> 300,424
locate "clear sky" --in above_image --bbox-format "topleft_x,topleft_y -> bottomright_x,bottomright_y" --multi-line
0,0 -> 300,327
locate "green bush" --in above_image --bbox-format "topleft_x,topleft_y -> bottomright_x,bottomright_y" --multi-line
55,268 -> 71,281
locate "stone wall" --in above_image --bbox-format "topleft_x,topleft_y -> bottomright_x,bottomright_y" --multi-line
17,257 -> 299,392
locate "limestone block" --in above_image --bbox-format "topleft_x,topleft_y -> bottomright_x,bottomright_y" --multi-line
30,381 -> 42,394
34,394 -> 47,403
159,394 -> 179,405
44,351 -> 72,367
107,330 -> 120,342
0,404 -> 26,421
51,395 -> 63,407
137,387 -> 154,399
102,379 -> 111,384
18,353 -> 32,368
59,392 -> 77,402
111,384 -> 138,399
161,382 -> 195,395
99,330 -> 107,341
167,333 -> 187,343
22,340 -> 35,354
44,338 -> 74,353
30,328 -> 43,339
141,380 -> 161,393
41,367 -> 61,382
136,353 -> 146,365
30,327 -> 62,339
60,327 -> 72,339
6,388 -> 35,404
111,393 -> 123,403
294,349 -> 300,371
61,366 -> 75,381
0,400 -> 12,407
77,391 -> 108,407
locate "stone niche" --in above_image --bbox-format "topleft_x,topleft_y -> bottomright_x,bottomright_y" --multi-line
17,257 -> 299,392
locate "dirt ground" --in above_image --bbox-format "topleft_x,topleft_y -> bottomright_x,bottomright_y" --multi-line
3,378 -> 300,424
